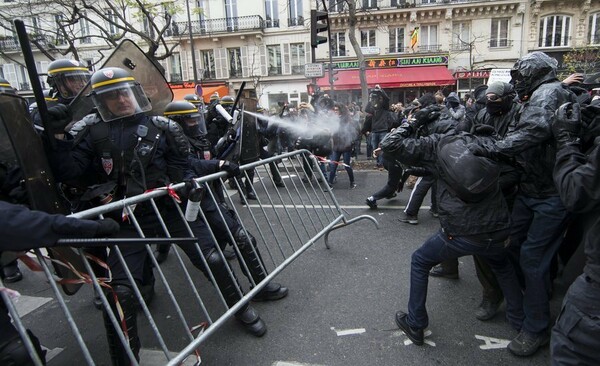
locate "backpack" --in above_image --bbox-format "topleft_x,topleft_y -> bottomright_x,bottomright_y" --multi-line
436,133 -> 500,203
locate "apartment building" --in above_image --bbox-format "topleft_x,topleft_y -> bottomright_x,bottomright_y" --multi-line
1,0 -> 599,110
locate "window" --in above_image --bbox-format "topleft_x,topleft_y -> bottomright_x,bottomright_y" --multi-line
225,0 -> 238,31
420,24 -> 438,51
201,50 -> 216,79
267,45 -> 282,75
389,27 -> 405,53
539,15 -> 571,48
79,14 -> 91,44
265,0 -> 279,28
362,0 -> 377,9
289,0 -> 304,26
105,9 -> 119,36
452,22 -> 470,50
228,47 -> 242,77
331,32 -> 346,57
490,18 -> 509,48
55,14 -> 66,45
169,53 -> 182,82
142,16 -> 156,38
290,43 -> 305,74
589,13 -> 600,45
361,29 -> 376,47
328,0 -> 344,12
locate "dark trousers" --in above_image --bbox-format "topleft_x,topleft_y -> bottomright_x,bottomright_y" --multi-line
371,164 -> 403,201
551,274 -> 600,366
405,175 -> 437,216
406,230 -> 523,331
509,194 -> 569,335
328,151 -> 354,185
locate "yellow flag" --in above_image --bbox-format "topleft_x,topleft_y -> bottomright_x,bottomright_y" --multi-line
410,27 -> 419,50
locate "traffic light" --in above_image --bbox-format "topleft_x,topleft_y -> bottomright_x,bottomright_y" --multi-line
329,65 -> 339,85
311,10 -> 329,48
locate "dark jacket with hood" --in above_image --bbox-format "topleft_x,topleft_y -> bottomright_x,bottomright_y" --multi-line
493,52 -> 575,198
380,129 -> 510,237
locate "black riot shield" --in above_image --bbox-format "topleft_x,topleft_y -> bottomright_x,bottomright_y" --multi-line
237,98 -> 260,164
70,39 -> 173,122
0,94 -> 86,295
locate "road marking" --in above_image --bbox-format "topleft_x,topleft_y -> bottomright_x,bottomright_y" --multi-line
273,362 -> 326,366
475,335 -> 510,349
43,346 -> 64,362
401,330 -> 436,347
331,327 -> 366,336
13,295 -> 53,317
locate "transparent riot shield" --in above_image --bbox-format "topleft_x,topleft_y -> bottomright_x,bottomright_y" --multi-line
70,39 -> 173,122
0,94 -> 86,295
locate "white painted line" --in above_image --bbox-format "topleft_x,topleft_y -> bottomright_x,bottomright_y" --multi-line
331,327 -> 366,336
14,295 -> 53,317
401,330 -> 436,346
273,362 -> 326,366
475,335 -> 510,350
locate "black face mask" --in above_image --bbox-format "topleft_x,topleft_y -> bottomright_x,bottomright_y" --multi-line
486,97 -> 513,116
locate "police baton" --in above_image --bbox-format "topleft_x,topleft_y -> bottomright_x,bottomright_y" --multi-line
14,19 -> 55,148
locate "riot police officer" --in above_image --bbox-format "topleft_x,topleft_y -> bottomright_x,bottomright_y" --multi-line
46,59 -> 91,104
0,77 -> 16,95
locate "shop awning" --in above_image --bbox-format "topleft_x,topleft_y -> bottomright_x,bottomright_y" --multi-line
170,85 -> 229,103
316,66 -> 456,90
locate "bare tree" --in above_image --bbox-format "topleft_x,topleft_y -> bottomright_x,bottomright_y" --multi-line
0,0 -> 181,66
344,0 -> 368,110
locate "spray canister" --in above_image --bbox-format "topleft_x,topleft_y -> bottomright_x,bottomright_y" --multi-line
185,181 -> 204,222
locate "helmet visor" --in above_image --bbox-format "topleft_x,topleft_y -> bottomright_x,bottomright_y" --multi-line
92,82 -> 152,122
52,71 -> 91,99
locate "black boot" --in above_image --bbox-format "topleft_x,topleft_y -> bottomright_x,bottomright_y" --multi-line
153,244 -> 170,263
234,228 -> 288,301
103,284 -> 140,366
205,249 -> 267,337
0,330 -> 46,366
1,261 -> 23,284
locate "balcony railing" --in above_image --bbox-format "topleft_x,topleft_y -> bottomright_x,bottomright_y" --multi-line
489,39 -> 513,48
265,18 -> 279,28
450,43 -> 471,52
0,34 -> 54,52
170,15 -> 265,36
288,16 -> 305,27
268,66 -> 282,76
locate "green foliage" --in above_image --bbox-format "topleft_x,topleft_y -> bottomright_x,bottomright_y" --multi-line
559,46 -> 600,79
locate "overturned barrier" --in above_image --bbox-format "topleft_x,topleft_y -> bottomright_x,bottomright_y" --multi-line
1,150 -> 378,365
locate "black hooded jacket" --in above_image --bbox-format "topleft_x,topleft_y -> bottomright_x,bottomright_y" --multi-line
554,139 -> 600,283
492,53 -> 575,197
380,130 -> 510,237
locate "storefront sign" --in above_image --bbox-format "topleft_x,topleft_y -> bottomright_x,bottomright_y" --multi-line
331,55 -> 449,70
169,82 -> 196,89
360,46 -> 380,55
453,70 -> 490,79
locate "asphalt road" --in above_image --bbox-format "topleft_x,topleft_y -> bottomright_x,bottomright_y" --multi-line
8,158 -> 569,366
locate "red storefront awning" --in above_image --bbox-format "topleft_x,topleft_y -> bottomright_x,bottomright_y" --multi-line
316,66 -> 456,90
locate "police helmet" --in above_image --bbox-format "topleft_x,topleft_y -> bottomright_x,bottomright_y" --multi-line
183,93 -> 202,106
221,95 -> 234,113
164,100 -> 207,136
0,76 -> 16,95
89,67 -> 152,122
47,59 -> 91,100
209,92 -> 220,102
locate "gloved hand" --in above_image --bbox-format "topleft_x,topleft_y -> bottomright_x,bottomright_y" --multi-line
473,124 -> 496,136
553,102 -> 581,147
94,218 -> 120,237
46,104 -> 72,134
219,160 -> 240,178
411,105 -> 441,129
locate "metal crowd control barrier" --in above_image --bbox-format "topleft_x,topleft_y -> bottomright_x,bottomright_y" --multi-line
1,150 -> 378,366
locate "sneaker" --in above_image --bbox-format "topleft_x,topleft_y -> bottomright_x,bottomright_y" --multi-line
301,177 -> 310,183
349,182 -> 357,189
508,330 -> 550,357
395,311 -> 424,346
398,213 -> 418,225
365,197 -> 377,209
475,298 -> 503,321
429,209 -> 439,218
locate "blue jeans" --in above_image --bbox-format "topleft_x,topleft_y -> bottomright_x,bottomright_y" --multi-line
509,194 -> 569,335
328,151 -> 354,185
370,131 -> 388,166
407,230 -> 524,330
